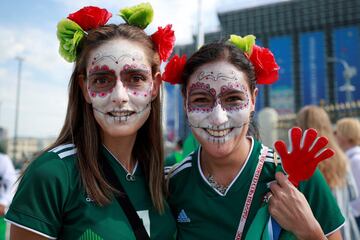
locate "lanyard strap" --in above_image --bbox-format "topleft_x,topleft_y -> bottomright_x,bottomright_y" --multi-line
100,154 -> 150,240
235,146 -> 268,240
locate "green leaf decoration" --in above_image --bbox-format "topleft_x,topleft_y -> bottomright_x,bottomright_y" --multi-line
57,18 -> 85,62
78,229 -> 104,240
119,2 -> 154,29
229,34 -> 256,55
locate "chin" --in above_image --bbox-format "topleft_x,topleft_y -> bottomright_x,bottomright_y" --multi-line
193,131 -> 236,157
95,116 -> 147,139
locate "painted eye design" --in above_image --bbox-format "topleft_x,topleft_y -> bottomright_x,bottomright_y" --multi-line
95,78 -> 110,85
226,96 -> 242,102
89,75 -> 116,92
130,74 -> 146,83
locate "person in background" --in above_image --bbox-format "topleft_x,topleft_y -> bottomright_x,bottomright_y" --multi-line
165,139 -> 183,167
5,3 -> 177,239
0,152 -> 17,240
335,117 -> 360,230
297,106 -> 360,239
164,36 -> 344,239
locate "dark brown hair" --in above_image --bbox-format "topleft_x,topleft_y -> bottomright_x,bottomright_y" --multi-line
45,24 -> 165,211
181,41 -> 259,139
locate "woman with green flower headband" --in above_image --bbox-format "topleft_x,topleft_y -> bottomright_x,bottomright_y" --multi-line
164,36 -> 344,239
5,3 -> 176,240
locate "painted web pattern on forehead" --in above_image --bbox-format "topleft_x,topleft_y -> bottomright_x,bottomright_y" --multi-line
197,70 -> 238,82
90,52 -> 143,66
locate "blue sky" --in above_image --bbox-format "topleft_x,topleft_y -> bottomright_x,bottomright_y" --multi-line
0,0 -> 287,138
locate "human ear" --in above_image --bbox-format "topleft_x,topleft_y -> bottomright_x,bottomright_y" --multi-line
151,72 -> 162,100
251,87 -> 258,111
78,74 -> 91,104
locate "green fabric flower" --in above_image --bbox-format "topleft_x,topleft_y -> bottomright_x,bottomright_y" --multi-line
57,19 -> 85,62
119,2 -> 154,29
229,34 -> 256,55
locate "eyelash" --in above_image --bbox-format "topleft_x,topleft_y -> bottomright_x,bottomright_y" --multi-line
93,77 -> 112,85
130,74 -> 146,82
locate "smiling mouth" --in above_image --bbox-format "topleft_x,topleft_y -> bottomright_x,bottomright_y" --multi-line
205,128 -> 234,138
108,110 -> 135,117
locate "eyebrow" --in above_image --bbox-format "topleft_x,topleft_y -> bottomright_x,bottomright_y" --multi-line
121,68 -> 151,75
221,89 -> 246,94
88,70 -> 115,76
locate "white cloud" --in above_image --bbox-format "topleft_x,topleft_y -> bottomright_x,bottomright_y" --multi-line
0,26 -> 72,83
0,26 -> 70,138
0,66 -> 68,138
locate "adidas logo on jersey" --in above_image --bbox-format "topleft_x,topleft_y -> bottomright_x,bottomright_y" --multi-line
177,209 -> 191,223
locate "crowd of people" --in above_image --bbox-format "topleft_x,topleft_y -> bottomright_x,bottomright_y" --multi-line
0,2 -> 359,240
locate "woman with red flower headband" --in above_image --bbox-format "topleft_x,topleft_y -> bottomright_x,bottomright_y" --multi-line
5,3 -> 176,240
165,37 -> 344,239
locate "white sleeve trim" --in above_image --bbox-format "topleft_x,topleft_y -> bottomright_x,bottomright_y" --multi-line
4,219 -> 57,239
324,220 -> 345,237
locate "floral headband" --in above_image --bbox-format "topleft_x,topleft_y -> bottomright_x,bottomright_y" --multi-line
57,2 -> 175,63
162,34 -> 279,85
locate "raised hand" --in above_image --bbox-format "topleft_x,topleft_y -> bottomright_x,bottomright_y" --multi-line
274,127 -> 334,187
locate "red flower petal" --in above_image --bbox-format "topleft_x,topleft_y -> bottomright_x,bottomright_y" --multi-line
249,45 -> 280,85
151,24 -> 176,62
68,6 -> 112,31
162,54 -> 187,85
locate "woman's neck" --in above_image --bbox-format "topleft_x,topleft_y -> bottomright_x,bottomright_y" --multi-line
201,137 -> 252,186
102,133 -> 137,172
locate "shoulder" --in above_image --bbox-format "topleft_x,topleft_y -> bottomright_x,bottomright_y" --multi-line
256,144 -> 283,181
24,143 -> 77,183
0,153 -> 14,171
299,169 -> 345,234
0,153 -> 11,162
165,150 -> 197,181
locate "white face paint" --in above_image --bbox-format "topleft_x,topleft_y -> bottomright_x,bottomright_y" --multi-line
186,61 -> 253,145
85,39 -> 154,138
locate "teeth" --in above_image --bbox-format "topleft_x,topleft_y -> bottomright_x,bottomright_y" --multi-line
109,111 -> 133,117
206,128 -> 231,137
115,116 -> 129,122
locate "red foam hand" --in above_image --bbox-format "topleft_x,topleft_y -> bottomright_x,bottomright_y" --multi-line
274,127 -> 334,187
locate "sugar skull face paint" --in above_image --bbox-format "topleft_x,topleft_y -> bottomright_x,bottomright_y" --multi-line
186,61 -> 254,145
85,39 -> 156,137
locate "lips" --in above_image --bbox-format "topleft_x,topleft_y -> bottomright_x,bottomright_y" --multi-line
108,110 -> 135,117
205,128 -> 233,138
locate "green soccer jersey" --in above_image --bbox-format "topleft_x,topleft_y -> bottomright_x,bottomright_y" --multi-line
5,144 -> 176,240
167,137 -> 345,239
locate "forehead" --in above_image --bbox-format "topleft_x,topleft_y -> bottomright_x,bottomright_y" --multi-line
87,38 -> 150,68
188,60 -> 248,88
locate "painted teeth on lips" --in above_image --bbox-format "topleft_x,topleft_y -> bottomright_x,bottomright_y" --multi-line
108,111 -> 134,117
206,128 -> 232,137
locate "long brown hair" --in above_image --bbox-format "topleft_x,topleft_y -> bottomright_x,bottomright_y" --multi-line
44,24 -> 165,211
297,105 -> 348,188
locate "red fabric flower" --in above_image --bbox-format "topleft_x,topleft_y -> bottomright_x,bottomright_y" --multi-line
162,54 -> 187,85
151,24 -> 175,62
68,6 -> 112,31
249,45 -> 280,85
